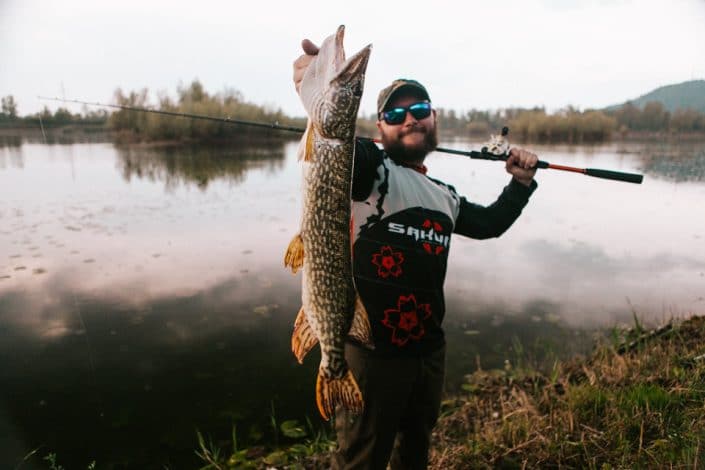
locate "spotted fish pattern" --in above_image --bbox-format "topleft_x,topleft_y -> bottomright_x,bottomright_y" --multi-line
285,25 -> 372,420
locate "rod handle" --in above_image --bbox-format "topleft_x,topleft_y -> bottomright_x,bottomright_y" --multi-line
585,168 -> 644,184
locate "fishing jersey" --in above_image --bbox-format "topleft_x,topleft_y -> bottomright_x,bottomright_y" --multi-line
351,138 -> 537,357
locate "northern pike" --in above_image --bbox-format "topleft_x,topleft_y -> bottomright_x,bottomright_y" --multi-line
284,25 -> 373,420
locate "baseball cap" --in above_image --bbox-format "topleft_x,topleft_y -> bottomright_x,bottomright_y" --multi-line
377,79 -> 431,115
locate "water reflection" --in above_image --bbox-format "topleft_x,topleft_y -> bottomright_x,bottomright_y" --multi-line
0,273 -> 590,469
0,270 -> 311,468
0,135 -> 22,148
524,239 -> 705,281
115,143 -> 286,190
443,297 -> 594,390
0,145 -> 23,169
1,139 -> 705,468
0,129 -> 113,146
640,146 -> 705,182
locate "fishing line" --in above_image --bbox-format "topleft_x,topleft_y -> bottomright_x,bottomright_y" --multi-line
38,96 -> 305,133
37,111 -> 47,144
73,294 -> 96,382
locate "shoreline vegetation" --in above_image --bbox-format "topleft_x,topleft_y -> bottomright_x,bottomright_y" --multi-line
2,81 -> 705,145
427,315 -> 705,469
187,315 -> 705,469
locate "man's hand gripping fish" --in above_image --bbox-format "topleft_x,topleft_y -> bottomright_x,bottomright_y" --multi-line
284,26 -> 373,420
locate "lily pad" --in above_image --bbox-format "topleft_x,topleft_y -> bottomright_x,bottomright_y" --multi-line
253,305 -> 270,316
227,448 -> 249,466
545,313 -> 562,323
263,450 -> 288,466
287,443 -> 312,456
280,419 -> 307,438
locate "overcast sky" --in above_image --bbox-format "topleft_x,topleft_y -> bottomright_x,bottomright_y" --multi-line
1,0 -> 704,117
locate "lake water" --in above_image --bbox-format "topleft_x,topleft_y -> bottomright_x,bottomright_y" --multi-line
1,137 -> 704,468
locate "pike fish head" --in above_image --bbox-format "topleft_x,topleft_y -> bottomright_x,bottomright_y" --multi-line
299,25 -> 372,140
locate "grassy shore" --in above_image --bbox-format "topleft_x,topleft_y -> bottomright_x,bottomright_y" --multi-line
194,315 -> 705,469
429,315 -> 705,469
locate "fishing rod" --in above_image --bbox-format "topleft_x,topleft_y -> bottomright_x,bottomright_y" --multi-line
38,96 -> 644,184
437,127 -> 644,184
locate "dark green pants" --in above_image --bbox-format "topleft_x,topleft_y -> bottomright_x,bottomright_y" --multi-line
332,342 -> 446,470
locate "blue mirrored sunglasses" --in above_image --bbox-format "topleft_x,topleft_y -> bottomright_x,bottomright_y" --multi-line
380,101 -> 432,125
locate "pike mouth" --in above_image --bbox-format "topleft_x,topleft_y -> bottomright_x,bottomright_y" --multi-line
333,44 -> 372,86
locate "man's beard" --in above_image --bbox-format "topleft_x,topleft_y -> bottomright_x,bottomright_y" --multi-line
381,123 -> 438,164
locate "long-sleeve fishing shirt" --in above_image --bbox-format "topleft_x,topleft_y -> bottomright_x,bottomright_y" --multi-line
351,138 -> 537,357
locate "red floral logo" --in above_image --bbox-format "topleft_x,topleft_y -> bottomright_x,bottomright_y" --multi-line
371,246 -> 404,278
381,294 -> 432,346
422,219 -> 445,255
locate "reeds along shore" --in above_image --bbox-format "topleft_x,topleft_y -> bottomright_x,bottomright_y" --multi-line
3,83 -> 705,143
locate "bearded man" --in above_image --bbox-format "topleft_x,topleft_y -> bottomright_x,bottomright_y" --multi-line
294,41 -> 538,470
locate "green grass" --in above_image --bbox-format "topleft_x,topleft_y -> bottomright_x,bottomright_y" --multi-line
429,315 -> 705,469
195,416 -> 335,469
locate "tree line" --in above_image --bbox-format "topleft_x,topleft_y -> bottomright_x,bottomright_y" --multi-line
108,81 -> 306,142
422,102 -> 705,143
2,83 -> 705,143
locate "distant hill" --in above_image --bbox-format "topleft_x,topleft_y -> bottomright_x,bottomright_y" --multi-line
606,80 -> 705,113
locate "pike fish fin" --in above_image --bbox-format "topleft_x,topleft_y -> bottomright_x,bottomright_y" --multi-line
296,120 -> 315,162
292,306 -> 318,364
315,369 -> 363,421
348,294 -> 374,349
283,233 -> 304,274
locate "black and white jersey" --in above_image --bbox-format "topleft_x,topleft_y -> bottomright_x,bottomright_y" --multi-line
351,139 -> 536,356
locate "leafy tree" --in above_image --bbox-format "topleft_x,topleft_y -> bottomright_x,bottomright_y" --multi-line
1,95 -> 18,120
671,108 -> 705,132
178,80 -> 206,104
641,101 -> 670,131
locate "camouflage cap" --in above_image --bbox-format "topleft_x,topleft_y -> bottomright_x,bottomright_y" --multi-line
377,79 -> 431,115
